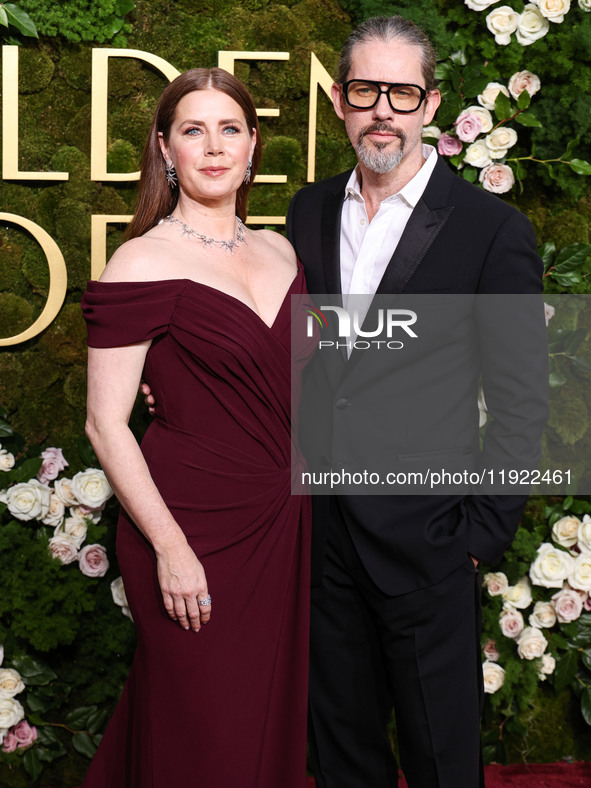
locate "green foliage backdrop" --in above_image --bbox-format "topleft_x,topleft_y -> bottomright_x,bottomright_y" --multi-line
1,0 -> 591,784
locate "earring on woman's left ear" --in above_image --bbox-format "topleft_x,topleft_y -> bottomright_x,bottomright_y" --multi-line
165,160 -> 177,189
243,157 -> 252,185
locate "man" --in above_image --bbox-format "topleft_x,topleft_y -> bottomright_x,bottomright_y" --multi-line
287,15 -> 547,788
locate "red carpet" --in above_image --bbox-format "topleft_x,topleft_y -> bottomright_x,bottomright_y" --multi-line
305,761 -> 591,786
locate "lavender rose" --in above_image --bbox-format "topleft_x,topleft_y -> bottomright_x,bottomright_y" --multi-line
552,585 -> 584,622
79,544 -> 110,578
483,571 -> 509,596
12,719 -> 37,748
437,133 -> 463,156
500,608 -> 525,639
455,113 -> 483,143
37,447 -> 68,485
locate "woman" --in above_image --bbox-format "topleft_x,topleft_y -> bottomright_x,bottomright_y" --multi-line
82,68 -> 313,788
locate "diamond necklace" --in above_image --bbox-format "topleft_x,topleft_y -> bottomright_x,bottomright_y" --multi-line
160,213 -> 246,255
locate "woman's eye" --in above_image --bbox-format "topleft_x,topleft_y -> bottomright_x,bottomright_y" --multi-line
223,126 -> 240,134
184,127 -> 202,135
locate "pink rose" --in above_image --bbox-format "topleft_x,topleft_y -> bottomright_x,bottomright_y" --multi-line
508,70 -> 541,100
437,133 -> 463,157
454,113 -> 483,143
79,544 -> 109,578
483,639 -> 499,661
37,447 -> 68,485
584,596 -> 591,612
552,586 -> 584,623
13,719 -> 37,748
2,730 -> 18,753
500,608 -> 525,639
479,163 -> 515,194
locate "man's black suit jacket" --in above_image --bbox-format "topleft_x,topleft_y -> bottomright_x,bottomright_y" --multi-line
287,156 -> 549,596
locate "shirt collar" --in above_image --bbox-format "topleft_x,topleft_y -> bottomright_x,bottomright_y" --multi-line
344,144 -> 437,208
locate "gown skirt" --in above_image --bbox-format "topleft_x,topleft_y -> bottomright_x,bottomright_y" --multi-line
81,269 -> 313,788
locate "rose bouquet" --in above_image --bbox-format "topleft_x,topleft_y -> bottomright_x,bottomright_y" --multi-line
0,411 -> 134,782
426,55 -> 591,194
480,496 -> 591,762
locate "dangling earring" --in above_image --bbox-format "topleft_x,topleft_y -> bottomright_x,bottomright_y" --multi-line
165,160 -> 177,189
243,157 -> 252,185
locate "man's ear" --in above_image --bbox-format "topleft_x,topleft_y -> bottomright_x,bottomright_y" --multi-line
423,89 -> 441,126
331,82 -> 346,121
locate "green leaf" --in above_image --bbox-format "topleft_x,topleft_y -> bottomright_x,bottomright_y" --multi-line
4,456 -> 42,485
23,748 -> 43,781
0,7 -> 8,27
115,0 -> 135,13
26,692 -> 49,714
462,74 -> 489,100
451,68 -> 462,93
66,705 -> 98,730
570,159 -> 591,176
494,92 -> 512,121
462,166 -> 478,183
86,707 -> 109,735
0,418 -> 14,437
12,655 -> 57,685
555,243 -> 591,270
3,4 -> 38,37
571,356 -> 591,374
553,272 -> 582,287
73,732 -> 98,759
582,649 -> 591,672
539,241 -> 556,273
549,372 -> 567,387
515,112 -> 543,128
450,50 -> 467,66
514,160 -> 527,181
517,89 -> 531,110
555,649 -> 579,692
581,687 -> 591,726
563,327 -> 587,355
435,62 -> 452,80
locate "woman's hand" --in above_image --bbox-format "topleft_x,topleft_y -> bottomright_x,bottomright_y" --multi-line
156,539 -> 211,632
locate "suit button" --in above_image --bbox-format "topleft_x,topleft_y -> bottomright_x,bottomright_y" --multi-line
335,398 -> 350,410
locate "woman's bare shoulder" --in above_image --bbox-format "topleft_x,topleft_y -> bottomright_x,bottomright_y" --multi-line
99,233 -> 170,283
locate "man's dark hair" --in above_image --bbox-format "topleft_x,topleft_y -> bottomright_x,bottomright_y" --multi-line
337,16 -> 437,92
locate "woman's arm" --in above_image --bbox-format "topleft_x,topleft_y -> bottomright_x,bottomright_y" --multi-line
86,341 -> 210,632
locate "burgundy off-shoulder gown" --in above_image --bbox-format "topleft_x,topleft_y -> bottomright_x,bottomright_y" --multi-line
81,269 -> 313,788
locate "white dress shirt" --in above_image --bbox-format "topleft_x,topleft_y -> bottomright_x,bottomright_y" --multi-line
340,144 -> 438,300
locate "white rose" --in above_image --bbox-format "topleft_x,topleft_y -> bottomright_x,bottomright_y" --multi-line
478,387 -> 488,428
530,543 -> 574,588
40,493 -> 66,528
568,552 -> 591,592
0,698 -> 24,729
464,140 -> 494,168
0,645 -> 3,667
71,469 -> 113,509
500,608 -> 525,638
517,627 -> 548,659
483,571 -> 509,596
422,125 -> 441,139
464,105 -> 494,133
478,82 -> 511,110
486,127 -> 518,157
516,4 -> 550,44
552,515 -> 581,548
577,514 -> 591,552
0,669 -> 25,699
56,516 -> 88,549
110,577 -> 133,620
6,479 -> 51,521
53,477 -> 79,506
0,450 -> 15,471
502,577 -> 533,609
536,0 -> 571,22
465,0 -> 502,9
486,5 -> 521,44
483,660 -> 505,693
538,653 -> 556,680
508,70 -> 542,99
479,163 -> 515,193
48,533 -> 79,565
580,0 -> 591,11
529,600 -> 557,628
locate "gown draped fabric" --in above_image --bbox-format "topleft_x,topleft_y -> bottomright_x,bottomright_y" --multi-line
81,268 -> 313,788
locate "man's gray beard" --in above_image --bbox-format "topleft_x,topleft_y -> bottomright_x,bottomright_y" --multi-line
356,126 -> 406,174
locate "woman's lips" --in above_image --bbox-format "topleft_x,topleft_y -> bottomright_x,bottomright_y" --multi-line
200,167 -> 229,176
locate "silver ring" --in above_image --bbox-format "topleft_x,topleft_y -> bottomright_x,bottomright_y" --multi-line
198,595 -> 212,606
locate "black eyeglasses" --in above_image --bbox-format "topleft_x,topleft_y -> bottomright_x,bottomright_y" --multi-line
341,80 -> 428,113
